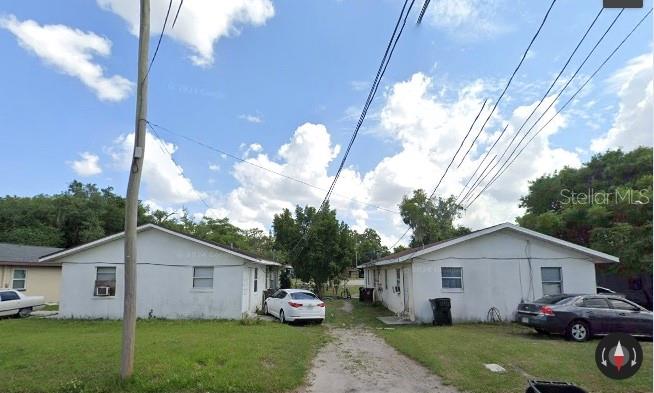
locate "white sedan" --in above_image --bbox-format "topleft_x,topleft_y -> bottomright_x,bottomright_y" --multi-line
264,289 -> 325,324
0,289 -> 45,318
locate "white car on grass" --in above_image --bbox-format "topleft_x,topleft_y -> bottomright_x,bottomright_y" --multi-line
264,289 -> 325,324
0,289 -> 45,318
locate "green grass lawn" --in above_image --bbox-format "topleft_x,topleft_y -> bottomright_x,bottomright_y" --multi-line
329,300 -> 653,393
0,318 -> 326,393
40,304 -> 59,311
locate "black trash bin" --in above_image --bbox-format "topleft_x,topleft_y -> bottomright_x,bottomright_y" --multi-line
359,288 -> 374,303
429,298 -> 452,326
525,380 -> 588,393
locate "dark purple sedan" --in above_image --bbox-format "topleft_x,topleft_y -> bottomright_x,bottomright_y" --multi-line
516,294 -> 652,342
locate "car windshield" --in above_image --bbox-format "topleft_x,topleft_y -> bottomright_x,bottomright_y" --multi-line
290,292 -> 317,300
534,294 -> 575,305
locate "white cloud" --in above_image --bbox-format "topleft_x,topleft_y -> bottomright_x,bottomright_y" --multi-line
590,53 -> 653,152
107,131 -> 206,205
427,0 -> 508,40
208,163 -> 220,172
196,73 -> 580,247
98,0 -> 274,67
0,15 -> 133,101
239,114 -> 263,123
69,152 -> 102,176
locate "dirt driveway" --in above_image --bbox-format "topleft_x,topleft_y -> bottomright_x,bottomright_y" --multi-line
298,303 -> 458,393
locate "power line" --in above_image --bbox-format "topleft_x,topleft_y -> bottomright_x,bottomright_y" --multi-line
465,8 -> 652,209
456,0 -> 557,168
289,0 -> 418,258
146,123 -> 212,210
386,97 -> 489,252
146,120 -> 401,214
320,0 -> 416,212
172,0 -> 184,28
143,0 -> 173,83
388,0 -> 556,251
457,8 -> 605,206
417,0 -> 431,24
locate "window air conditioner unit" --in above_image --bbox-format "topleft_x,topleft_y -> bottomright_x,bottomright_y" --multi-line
95,286 -> 111,296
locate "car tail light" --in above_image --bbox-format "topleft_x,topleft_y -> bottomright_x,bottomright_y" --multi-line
317,302 -> 325,307
539,306 -> 555,316
288,301 -> 302,308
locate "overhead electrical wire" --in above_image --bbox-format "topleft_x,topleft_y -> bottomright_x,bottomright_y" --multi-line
146,120 -> 401,214
387,0 -> 557,252
288,0 -> 418,257
455,0 -> 557,168
456,7 -> 606,206
465,8 -> 652,209
143,0 -> 174,83
462,7 -> 633,207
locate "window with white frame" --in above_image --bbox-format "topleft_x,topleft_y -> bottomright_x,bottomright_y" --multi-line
254,268 -> 258,292
12,269 -> 26,291
95,266 -> 116,296
395,268 -> 401,292
541,267 -> 562,295
441,267 -> 463,290
193,266 -> 214,289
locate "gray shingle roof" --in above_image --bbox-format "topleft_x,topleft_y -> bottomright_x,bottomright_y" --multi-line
0,243 -> 63,263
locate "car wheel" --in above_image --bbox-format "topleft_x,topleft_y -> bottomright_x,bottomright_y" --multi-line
18,307 -> 32,318
279,309 -> 285,324
263,303 -> 268,315
568,320 -> 590,342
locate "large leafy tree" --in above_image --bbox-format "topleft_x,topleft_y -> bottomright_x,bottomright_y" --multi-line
272,204 -> 354,295
517,147 -> 652,275
399,189 -> 470,247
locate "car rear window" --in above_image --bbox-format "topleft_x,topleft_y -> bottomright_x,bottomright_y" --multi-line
290,292 -> 317,300
534,294 -> 575,305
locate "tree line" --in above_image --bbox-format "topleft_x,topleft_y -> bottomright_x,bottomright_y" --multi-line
1,147 -> 650,293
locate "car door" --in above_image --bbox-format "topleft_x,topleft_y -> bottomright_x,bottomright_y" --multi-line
577,296 -> 612,335
607,297 -> 651,335
0,290 -> 21,316
270,290 -> 285,317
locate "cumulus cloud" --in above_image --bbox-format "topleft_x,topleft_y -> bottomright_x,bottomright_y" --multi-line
69,152 -> 102,176
107,131 -> 206,205
0,15 -> 133,101
427,0 -> 508,40
98,0 -> 274,67
590,53 -> 653,152
201,73 -> 581,246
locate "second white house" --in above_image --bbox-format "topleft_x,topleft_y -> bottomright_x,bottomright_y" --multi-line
359,223 -> 619,324
40,224 -> 281,319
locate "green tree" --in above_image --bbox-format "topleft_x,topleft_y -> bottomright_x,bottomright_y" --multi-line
272,204 -> 354,296
517,147 -> 653,275
399,189 -> 470,247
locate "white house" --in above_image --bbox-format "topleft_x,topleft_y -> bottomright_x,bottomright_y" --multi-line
359,223 -> 619,324
40,224 -> 281,319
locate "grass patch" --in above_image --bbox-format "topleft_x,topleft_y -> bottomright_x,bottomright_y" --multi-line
0,318 -> 326,393
41,304 -> 59,311
339,300 -> 653,393
324,299 -> 391,328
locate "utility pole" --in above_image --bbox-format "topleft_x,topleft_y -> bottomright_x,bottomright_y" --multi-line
121,0 -> 149,380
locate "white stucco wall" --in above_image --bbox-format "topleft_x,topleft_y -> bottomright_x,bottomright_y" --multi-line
58,228 -> 267,319
409,229 -> 598,323
369,265 -> 408,316
366,228 -> 603,323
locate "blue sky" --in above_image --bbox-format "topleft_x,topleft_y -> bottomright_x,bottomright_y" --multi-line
1,0 -> 652,245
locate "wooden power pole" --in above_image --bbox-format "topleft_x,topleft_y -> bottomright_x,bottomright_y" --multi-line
121,0 -> 150,380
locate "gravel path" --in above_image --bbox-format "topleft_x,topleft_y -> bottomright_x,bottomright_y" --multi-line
298,327 -> 458,393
